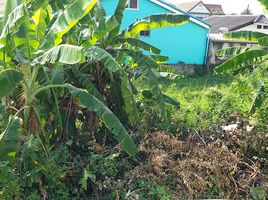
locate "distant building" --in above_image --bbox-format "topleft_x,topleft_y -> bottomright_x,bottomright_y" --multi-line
205,15 -> 268,34
205,15 -> 268,66
175,1 -> 224,19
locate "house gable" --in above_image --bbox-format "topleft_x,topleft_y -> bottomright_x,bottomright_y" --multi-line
189,1 -> 210,15
102,0 -> 210,29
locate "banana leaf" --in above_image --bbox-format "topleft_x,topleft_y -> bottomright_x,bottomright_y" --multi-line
0,116 -> 22,161
0,69 -> 23,99
67,84 -> 138,156
122,14 -> 189,38
39,0 -> 97,50
215,50 -> 268,74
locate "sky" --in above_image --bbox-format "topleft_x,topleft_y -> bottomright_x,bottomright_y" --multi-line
168,0 -> 265,14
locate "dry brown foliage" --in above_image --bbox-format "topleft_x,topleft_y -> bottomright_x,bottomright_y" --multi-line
122,131 -> 267,199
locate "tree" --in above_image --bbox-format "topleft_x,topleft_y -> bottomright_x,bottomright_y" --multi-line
241,4 -> 253,15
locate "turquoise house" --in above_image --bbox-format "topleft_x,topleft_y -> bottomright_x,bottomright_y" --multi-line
102,0 -> 210,65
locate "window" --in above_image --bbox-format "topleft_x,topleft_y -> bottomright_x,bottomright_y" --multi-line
264,25 -> 268,29
257,25 -> 262,29
140,30 -> 150,37
128,0 -> 138,9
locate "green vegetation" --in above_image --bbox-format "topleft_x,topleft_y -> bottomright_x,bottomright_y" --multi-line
0,0 -> 267,199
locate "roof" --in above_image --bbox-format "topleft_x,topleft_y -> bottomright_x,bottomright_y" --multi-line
205,4 -> 224,15
175,1 -> 201,12
151,0 -> 210,29
205,15 -> 268,33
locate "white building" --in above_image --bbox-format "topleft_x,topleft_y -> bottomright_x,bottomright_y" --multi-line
175,1 -> 224,19
205,15 -> 268,34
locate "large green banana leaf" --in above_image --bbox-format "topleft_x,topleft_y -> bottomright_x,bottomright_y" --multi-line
33,44 -> 85,65
71,68 -> 104,102
67,84 -> 138,156
84,15 -> 119,45
108,0 -> 128,39
149,55 -> 169,63
126,50 -> 177,124
3,0 -> 21,25
0,116 -> 22,161
216,46 -> 252,57
122,14 -> 189,38
121,76 -> 139,124
224,31 -> 268,42
215,50 -> 268,74
250,82 -> 266,114
39,0 -> 97,50
116,38 -> 161,54
14,16 -> 39,59
32,0 -> 49,40
0,69 -> 23,99
257,36 -> 268,46
33,44 -> 121,73
0,4 -> 26,41
84,46 -> 121,72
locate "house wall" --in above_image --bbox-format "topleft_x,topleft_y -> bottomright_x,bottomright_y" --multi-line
208,40 -> 258,66
238,23 -> 268,34
102,0 -> 209,65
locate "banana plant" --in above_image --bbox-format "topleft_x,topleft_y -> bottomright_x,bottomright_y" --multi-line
214,0 -> 268,114
74,0 -> 188,124
0,0 -> 189,160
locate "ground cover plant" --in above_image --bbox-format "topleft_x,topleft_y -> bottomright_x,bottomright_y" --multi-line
0,0 -> 267,199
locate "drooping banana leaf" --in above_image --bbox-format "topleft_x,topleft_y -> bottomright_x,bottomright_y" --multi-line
257,36 -> 268,46
0,69 -> 23,99
126,50 -> 173,124
249,82 -> 266,114
84,46 -> 121,72
121,76 -> 139,124
14,16 -> 39,59
142,90 -> 179,107
39,0 -> 98,50
215,50 -> 268,74
108,0 -> 128,39
83,16 -> 119,46
224,31 -> 268,42
0,4 -> 26,41
0,116 -> 22,161
32,0 -> 49,40
116,38 -> 161,54
121,14 -> 189,38
149,55 -> 169,63
67,84 -> 138,156
3,0 -> 21,25
216,46 -> 252,57
32,44 -> 85,65
71,68 -> 104,102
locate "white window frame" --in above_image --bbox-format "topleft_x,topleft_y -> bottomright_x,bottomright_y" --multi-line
126,0 -> 139,10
